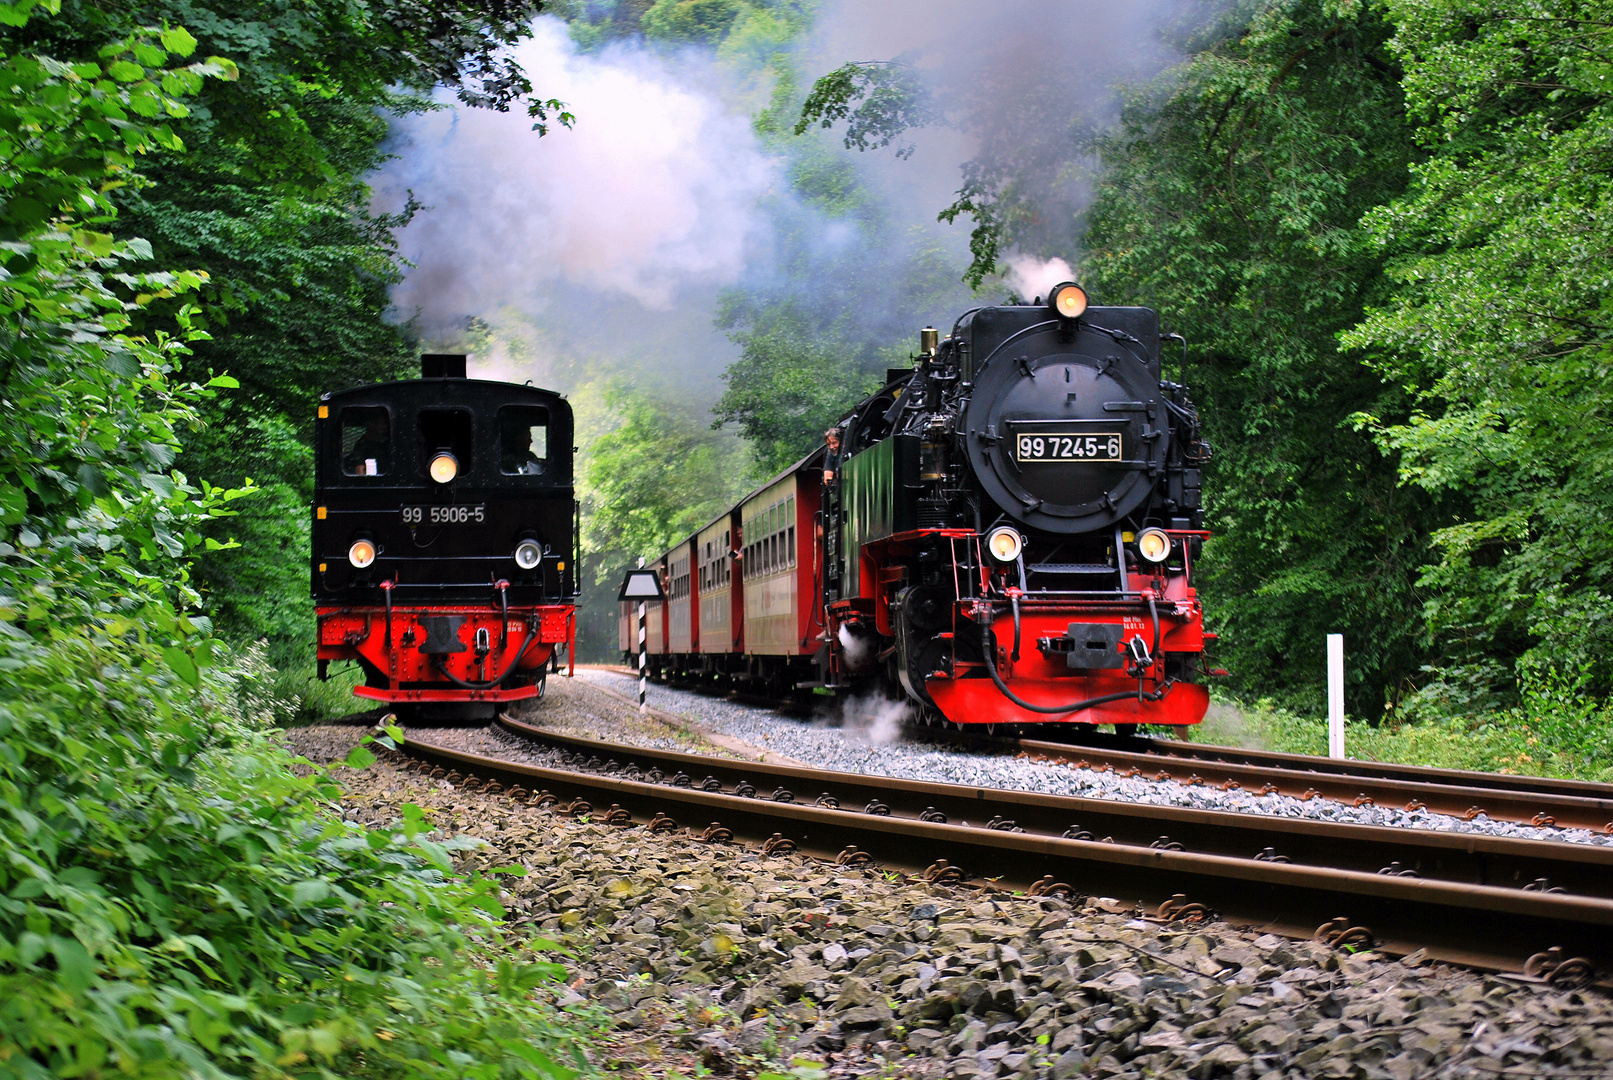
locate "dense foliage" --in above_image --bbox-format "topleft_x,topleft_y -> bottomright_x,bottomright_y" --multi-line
0,8 -> 597,1075
1346,0 -> 1613,712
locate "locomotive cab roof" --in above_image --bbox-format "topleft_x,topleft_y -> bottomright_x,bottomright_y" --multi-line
318,376 -> 574,492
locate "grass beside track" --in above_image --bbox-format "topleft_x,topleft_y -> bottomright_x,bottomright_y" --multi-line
1192,697 -> 1613,785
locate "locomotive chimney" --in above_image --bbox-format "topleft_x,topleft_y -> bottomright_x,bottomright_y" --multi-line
919,326 -> 938,357
420,353 -> 467,379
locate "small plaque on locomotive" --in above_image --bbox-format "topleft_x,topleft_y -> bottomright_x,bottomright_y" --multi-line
401,504 -> 487,525
1015,432 -> 1123,463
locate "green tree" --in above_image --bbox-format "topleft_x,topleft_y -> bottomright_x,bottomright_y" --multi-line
1345,0 -> 1613,709
0,14 -> 594,1073
573,381 -> 750,659
0,1 -> 568,686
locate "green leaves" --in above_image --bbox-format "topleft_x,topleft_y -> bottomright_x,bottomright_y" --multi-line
162,645 -> 199,686
1346,0 -> 1613,708
0,10 -> 598,1075
159,25 -> 198,57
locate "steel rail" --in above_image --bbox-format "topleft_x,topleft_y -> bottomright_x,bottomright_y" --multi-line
598,666 -> 1613,829
991,735 -> 1613,833
480,715 -> 1613,899
383,726 -> 1613,981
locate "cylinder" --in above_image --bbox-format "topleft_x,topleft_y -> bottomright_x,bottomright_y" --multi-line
920,326 -> 939,356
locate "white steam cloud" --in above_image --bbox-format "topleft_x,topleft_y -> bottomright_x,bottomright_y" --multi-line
837,622 -> 872,670
376,18 -> 776,324
835,693 -> 912,746
1006,255 -> 1077,302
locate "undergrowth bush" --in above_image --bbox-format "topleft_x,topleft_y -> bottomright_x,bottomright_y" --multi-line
0,632 -> 597,1078
0,10 -> 599,1076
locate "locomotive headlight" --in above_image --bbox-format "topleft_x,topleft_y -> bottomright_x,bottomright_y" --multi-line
987,526 -> 1024,563
428,451 -> 458,484
1136,527 -> 1172,563
348,538 -> 377,569
1048,282 -> 1089,320
514,539 -> 543,570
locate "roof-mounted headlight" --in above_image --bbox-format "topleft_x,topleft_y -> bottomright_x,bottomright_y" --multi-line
1048,281 -> 1088,320
348,538 -> 377,569
429,451 -> 458,484
987,526 -> 1024,563
1136,527 -> 1171,563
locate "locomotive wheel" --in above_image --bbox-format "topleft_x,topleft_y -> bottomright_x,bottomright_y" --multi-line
1114,723 -> 1141,740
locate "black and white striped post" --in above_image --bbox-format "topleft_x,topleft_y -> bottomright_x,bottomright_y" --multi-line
618,561 -> 665,717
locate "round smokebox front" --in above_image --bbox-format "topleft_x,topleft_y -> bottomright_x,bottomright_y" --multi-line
964,339 -> 1166,534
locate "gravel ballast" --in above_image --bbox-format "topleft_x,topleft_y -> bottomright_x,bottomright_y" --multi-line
287,722 -> 1613,1080
564,670 -> 1612,849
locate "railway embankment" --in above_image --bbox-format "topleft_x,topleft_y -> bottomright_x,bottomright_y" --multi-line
287,679 -> 1613,1079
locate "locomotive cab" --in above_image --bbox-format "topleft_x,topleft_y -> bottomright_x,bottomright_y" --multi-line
312,354 -> 579,720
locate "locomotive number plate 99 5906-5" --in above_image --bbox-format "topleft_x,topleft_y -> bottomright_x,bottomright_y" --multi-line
1016,433 -> 1122,463
401,504 -> 486,525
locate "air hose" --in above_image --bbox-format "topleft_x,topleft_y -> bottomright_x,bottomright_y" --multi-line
431,620 -> 545,691
977,599 -> 1172,716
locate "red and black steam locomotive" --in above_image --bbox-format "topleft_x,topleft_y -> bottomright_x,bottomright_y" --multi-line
313,354 -> 577,720
626,287 -> 1215,731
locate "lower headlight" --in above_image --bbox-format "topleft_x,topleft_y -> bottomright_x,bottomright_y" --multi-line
987,526 -> 1024,563
348,539 -> 377,568
1136,527 -> 1171,563
514,539 -> 543,570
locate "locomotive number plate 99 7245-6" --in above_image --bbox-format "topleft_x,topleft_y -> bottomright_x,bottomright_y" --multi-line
1015,433 -> 1122,463
401,504 -> 486,525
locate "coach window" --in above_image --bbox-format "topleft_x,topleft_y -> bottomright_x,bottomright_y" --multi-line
498,405 -> 549,476
419,409 -> 472,478
340,407 -> 391,476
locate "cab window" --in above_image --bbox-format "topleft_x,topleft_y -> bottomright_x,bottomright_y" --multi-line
498,405 -> 549,476
340,407 -> 390,476
419,409 -> 472,477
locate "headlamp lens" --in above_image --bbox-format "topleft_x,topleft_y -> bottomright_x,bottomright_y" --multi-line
429,452 -> 458,484
514,539 -> 543,570
348,539 -> 376,569
987,526 -> 1024,563
1137,527 -> 1171,563
1050,282 -> 1088,320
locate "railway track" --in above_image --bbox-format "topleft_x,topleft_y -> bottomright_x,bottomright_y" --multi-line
613,666 -> 1613,832
383,714 -> 1613,985
969,731 -> 1613,834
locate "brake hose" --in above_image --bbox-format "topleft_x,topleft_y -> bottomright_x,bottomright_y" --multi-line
432,621 -> 545,690
977,606 -> 1172,715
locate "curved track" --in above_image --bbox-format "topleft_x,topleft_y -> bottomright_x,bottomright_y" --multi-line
964,730 -> 1613,833
608,665 -> 1613,832
382,714 -> 1613,984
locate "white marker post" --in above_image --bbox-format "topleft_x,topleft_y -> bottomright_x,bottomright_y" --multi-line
1327,633 -> 1345,760
618,562 -> 666,717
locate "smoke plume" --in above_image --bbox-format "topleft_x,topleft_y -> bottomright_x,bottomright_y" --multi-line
376,18 -> 776,330
1007,256 -> 1078,302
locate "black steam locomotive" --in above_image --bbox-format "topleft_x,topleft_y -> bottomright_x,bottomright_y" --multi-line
636,284 -> 1215,731
827,283 -> 1215,728
312,354 -> 578,720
